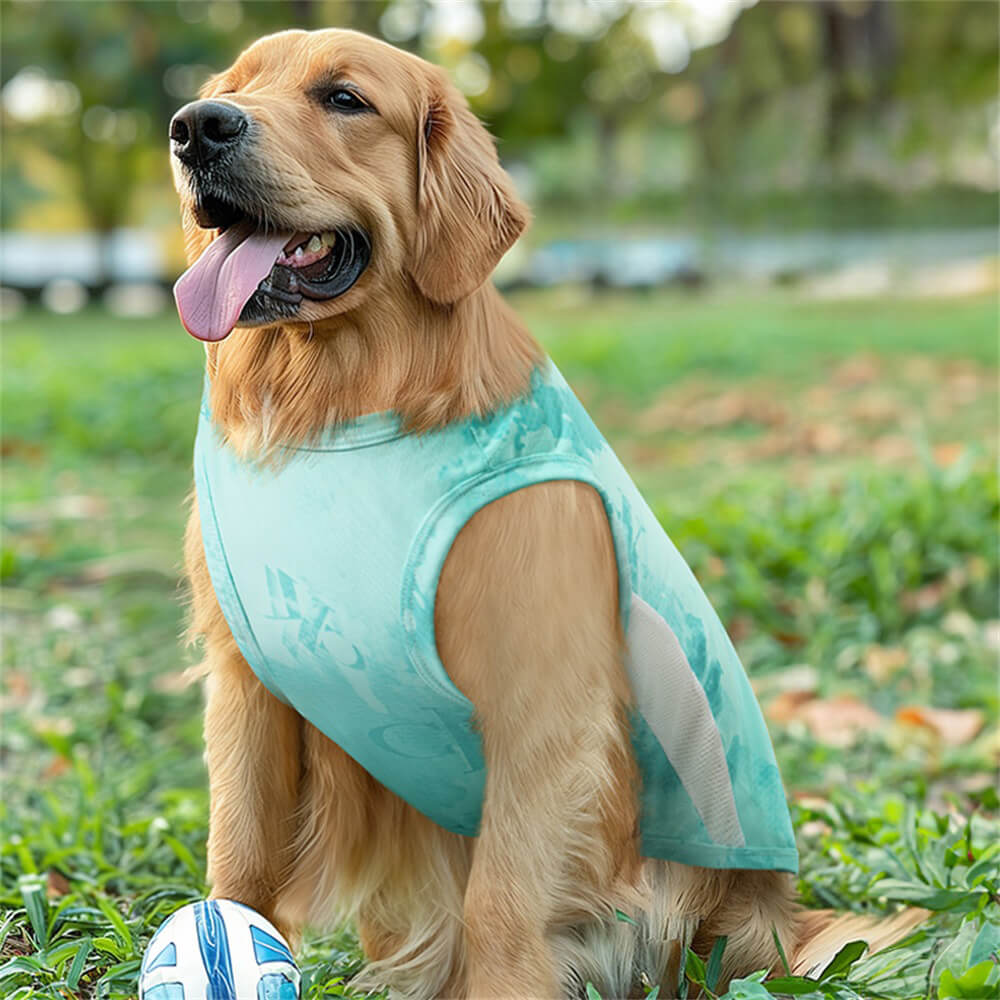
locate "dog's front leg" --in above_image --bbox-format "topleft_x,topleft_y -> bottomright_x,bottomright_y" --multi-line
438,481 -> 639,999
202,638 -> 302,937
185,500 -> 302,939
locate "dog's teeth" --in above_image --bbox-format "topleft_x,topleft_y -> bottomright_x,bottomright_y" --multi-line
321,231 -> 337,247
306,235 -> 323,253
294,246 -> 304,258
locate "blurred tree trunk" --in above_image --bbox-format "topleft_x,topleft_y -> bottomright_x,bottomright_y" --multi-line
596,114 -> 622,201
819,0 -> 850,171
290,0 -> 317,26
347,0 -> 387,37
819,0 -> 898,175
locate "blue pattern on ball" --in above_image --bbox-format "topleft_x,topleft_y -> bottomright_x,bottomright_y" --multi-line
258,973 -> 299,1000
194,901 -> 237,1000
143,986 -> 185,1000
251,925 -> 296,966
145,942 -> 178,974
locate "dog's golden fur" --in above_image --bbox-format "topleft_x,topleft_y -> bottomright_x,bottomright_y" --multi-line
178,28 -> 922,999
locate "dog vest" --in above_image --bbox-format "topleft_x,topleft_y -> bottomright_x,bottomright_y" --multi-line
194,360 -> 798,872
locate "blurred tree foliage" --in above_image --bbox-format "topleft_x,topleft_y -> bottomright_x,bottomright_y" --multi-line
1,0 -> 996,256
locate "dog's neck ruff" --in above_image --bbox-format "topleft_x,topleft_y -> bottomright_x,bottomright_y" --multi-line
194,360 -> 798,872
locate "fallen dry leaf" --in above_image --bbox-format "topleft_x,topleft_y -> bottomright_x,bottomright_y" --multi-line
833,355 -> 881,387
46,869 -> 70,899
871,434 -> 914,463
638,388 -> 786,433
933,443 -> 965,468
773,629 -> 806,648
798,696 -> 885,747
901,578 -> 950,613
726,615 -> 754,642
944,365 -> 985,403
849,391 -> 904,425
0,437 -> 45,461
863,645 -> 908,683
752,664 -> 820,699
767,692 -> 885,747
765,689 -> 818,724
902,356 -> 937,383
804,422 -> 847,454
704,555 -> 726,579
3,669 -> 31,700
804,385 -> 836,408
42,756 -> 71,780
895,706 -> 985,747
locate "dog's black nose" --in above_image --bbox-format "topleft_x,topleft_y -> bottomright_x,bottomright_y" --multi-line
170,100 -> 248,167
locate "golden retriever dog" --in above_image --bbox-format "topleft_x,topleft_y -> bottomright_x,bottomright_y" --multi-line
170,28 -> 921,999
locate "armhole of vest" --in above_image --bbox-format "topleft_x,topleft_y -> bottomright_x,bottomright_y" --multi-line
193,435 -> 290,705
399,454 -> 633,709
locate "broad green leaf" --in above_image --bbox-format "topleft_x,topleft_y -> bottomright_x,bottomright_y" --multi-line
970,786 -> 1000,811
762,975 -> 827,995
819,940 -> 867,980
686,948 -> 708,987
721,976 -> 778,999
968,846 -> 1000,886
939,961 -> 1000,999
91,935 -> 124,959
875,880 -> 988,912
970,921 -> 1000,965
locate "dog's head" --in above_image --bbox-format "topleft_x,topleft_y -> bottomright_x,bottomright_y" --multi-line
170,29 -> 528,342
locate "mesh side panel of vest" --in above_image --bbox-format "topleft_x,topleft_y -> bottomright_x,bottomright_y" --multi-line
625,594 -> 745,849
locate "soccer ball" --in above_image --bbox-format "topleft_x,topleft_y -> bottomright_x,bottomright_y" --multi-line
138,899 -> 300,1000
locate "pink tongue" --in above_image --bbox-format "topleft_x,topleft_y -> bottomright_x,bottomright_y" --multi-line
173,222 -> 291,342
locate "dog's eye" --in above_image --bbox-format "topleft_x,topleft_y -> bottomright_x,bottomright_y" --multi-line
326,88 -> 368,113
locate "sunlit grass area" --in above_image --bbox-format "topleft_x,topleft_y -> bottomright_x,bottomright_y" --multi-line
2,289 -> 997,998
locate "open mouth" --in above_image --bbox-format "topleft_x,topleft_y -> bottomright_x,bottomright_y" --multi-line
261,228 -> 370,304
174,196 -> 371,342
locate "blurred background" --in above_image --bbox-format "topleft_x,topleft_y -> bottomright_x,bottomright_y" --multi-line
1,3 -> 998,998
1,0 -> 998,303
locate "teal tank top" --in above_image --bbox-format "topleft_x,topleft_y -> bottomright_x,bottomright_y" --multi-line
194,360 -> 797,873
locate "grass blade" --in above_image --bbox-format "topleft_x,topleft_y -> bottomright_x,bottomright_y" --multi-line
66,938 -> 92,991
772,924 -> 791,977
706,935 -> 728,993
19,877 -> 49,948
95,897 -> 133,953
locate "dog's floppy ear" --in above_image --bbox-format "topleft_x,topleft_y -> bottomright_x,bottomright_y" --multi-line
410,74 -> 529,304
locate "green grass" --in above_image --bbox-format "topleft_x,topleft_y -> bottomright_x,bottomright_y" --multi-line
2,289 -> 997,999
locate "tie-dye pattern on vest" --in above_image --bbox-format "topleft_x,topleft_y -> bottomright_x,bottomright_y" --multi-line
194,360 -> 798,872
